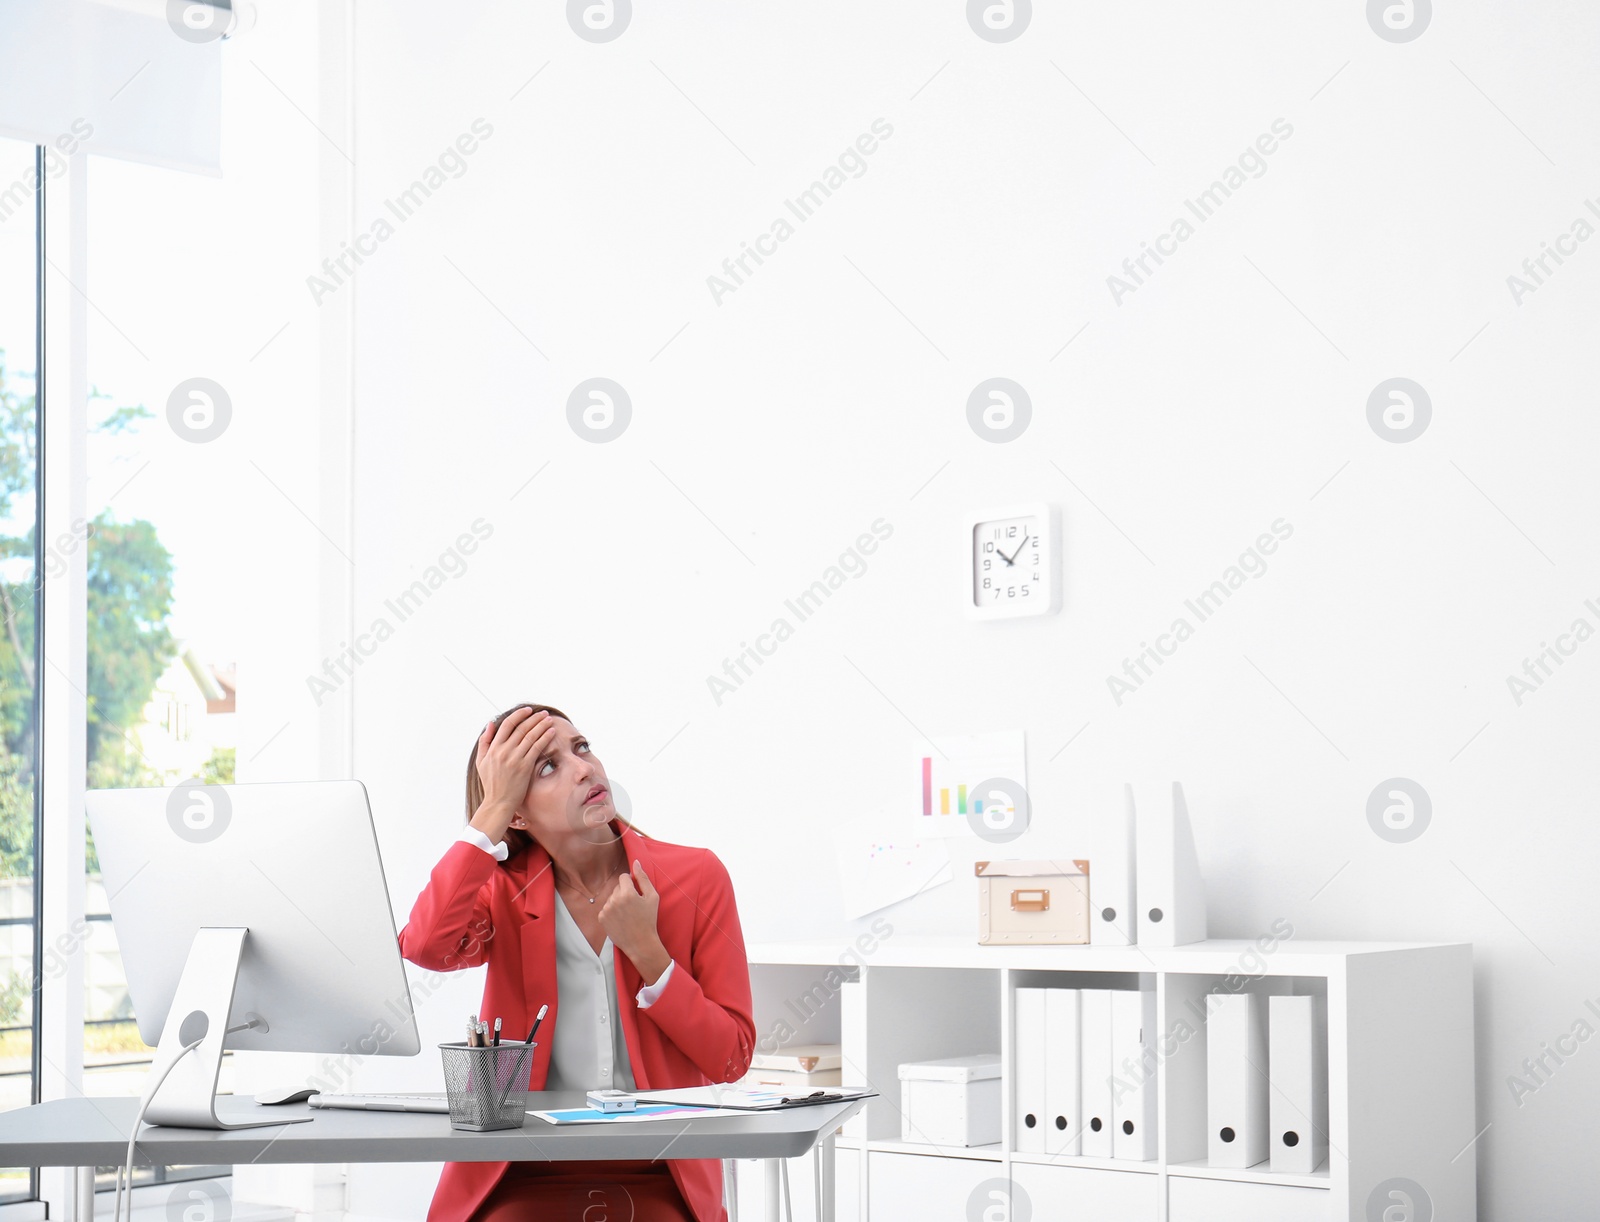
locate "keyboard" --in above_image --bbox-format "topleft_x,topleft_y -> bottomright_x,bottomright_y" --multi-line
308,1092 -> 451,1114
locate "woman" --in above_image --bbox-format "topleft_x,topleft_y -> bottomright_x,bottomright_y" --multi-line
399,704 -> 756,1222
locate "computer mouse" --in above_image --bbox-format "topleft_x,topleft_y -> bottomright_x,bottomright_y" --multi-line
254,1087 -> 319,1105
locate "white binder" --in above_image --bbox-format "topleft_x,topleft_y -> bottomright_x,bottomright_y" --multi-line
1043,988 -> 1082,1156
1110,988 -> 1157,1161
1078,988 -> 1114,1158
1269,994 -> 1329,1174
1013,987 -> 1047,1154
1091,784 -> 1138,946
1135,780 -> 1207,946
841,980 -> 867,1138
1207,991 -> 1269,1168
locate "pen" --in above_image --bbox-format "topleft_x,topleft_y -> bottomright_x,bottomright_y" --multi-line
492,1017 -> 502,1047
523,1002 -> 549,1045
494,1012 -> 541,1112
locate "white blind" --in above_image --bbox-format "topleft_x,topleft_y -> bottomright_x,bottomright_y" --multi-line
0,0 -> 224,174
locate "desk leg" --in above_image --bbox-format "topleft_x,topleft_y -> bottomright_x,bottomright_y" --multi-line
763,1157 -> 779,1222
816,1132 -> 835,1222
74,1167 -> 94,1222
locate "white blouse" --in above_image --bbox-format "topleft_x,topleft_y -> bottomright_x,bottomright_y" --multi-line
457,825 -> 676,1090
545,896 -> 637,1091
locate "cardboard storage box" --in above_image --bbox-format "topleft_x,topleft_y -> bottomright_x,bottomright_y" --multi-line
898,1053 -> 1002,1147
975,859 -> 1091,944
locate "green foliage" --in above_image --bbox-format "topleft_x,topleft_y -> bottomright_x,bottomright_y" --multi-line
198,746 -> 235,786
0,349 -> 36,529
84,516 -> 176,769
0,967 -> 28,1027
0,350 -> 189,880
92,400 -> 154,436
0,735 -> 31,881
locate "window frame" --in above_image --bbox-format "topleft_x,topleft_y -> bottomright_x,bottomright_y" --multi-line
0,140 -> 50,1211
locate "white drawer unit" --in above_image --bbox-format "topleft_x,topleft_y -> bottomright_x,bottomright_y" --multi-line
1012,1161 -> 1159,1221
1168,1174 -> 1330,1222
867,1150 -> 1008,1220
743,939 -> 1475,1222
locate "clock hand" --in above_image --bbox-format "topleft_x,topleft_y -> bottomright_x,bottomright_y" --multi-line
1001,534 -> 1030,565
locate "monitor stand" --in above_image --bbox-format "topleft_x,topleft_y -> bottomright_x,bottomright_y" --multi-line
144,927 -> 312,1130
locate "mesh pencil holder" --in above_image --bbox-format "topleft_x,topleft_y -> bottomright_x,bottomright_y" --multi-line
438,1041 -> 537,1131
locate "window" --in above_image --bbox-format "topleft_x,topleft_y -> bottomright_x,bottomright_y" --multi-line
0,3 -> 294,1208
82,154 -> 239,1193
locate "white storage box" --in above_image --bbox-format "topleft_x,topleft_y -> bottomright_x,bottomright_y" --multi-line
976,858 -> 1091,944
898,1053 -> 1002,1147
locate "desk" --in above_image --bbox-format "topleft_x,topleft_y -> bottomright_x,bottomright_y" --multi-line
0,1091 -> 865,1222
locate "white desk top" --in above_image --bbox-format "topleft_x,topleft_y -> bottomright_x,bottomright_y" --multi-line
0,1092 -> 866,1167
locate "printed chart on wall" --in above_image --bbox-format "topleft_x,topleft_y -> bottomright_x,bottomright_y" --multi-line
831,831 -> 953,920
913,730 -> 1028,839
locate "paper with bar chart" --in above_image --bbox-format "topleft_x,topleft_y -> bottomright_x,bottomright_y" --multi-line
912,730 -> 1028,838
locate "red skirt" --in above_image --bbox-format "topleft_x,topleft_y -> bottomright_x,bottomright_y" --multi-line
476,1158 -> 697,1222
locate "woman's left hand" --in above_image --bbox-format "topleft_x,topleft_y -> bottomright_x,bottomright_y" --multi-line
599,860 -> 669,982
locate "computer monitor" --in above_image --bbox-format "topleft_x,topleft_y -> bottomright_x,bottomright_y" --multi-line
86,779 -> 420,1130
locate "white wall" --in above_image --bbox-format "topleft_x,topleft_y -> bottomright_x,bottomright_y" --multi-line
340,2 -> 1600,1217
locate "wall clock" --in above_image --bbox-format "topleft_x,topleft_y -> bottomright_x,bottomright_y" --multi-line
966,503 -> 1060,619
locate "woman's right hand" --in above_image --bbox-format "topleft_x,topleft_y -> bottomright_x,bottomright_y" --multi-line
469,707 -> 557,843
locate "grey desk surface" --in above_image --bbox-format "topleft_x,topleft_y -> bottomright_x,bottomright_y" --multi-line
0,1093 -> 867,1167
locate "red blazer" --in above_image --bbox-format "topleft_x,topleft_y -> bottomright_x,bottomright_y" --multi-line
397,819 -> 756,1222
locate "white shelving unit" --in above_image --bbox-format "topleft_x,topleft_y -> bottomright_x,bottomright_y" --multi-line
735,937 -> 1475,1222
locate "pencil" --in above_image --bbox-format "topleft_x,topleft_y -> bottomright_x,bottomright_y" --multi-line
523,1003 -> 549,1045
492,1017 -> 502,1047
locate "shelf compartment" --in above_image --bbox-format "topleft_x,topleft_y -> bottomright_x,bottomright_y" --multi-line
1157,972 -> 1329,1172
862,966 -> 1000,1144
748,961 -> 855,1054
1004,968 -> 1154,1160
